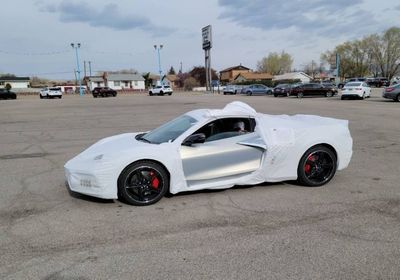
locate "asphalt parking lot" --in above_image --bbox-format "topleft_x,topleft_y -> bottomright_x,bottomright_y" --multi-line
1,89 -> 399,279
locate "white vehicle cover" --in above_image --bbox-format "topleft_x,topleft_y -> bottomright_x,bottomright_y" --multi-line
65,101 -> 352,199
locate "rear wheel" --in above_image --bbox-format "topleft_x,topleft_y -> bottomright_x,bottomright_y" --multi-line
395,94 -> 400,102
118,161 -> 169,206
149,91 -> 153,96
326,91 -> 333,97
160,91 -> 164,96
297,145 -> 337,187
247,91 -> 252,96
274,94 -> 278,97
297,92 -> 303,98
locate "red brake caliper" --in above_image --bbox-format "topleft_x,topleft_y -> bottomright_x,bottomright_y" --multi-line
305,155 -> 315,174
149,171 -> 159,189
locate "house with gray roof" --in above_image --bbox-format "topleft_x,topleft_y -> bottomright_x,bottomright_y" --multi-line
85,73 -> 145,91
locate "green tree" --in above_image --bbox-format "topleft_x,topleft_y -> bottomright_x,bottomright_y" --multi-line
5,83 -> 12,91
257,51 -> 293,75
321,26 -> 400,79
168,66 -> 176,75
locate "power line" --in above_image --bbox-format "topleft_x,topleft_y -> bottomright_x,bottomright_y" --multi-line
0,50 -> 71,56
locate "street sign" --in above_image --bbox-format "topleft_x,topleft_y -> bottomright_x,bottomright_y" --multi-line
202,25 -> 212,50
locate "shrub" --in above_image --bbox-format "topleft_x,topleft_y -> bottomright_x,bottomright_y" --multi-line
184,77 -> 200,91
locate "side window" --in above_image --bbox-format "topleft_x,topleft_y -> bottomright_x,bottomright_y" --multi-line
192,118 -> 256,142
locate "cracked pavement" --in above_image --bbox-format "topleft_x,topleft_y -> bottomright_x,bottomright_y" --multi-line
0,91 -> 399,279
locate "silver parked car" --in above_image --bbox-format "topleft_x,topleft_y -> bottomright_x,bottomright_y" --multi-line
241,84 -> 273,95
382,84 -> 400,102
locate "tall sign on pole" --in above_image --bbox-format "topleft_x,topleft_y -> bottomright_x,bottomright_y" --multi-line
202,25 -> 212,92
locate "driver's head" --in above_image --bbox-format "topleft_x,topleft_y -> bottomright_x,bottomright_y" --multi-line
233,121 -> 245,131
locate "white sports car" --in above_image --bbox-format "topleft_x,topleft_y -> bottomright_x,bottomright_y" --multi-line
65,102 -> 353,206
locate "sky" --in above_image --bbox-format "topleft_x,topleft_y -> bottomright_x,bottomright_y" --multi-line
1,0 -> 399,80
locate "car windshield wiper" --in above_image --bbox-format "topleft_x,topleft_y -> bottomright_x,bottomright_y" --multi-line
135,134 -> 152,143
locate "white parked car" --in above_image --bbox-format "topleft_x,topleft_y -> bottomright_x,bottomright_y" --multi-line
149,85 -> 173,96
39,87 -> 63,99
65,101 -> 353,206
341,82 -> 371,100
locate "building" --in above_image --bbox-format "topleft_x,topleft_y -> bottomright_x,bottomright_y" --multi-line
165,74 -> 180,88
273,72 -> 312,83
234,72 -> 273,83
219,65 -> 251,84
0,76 -> 30,89
85,73 -> 145,90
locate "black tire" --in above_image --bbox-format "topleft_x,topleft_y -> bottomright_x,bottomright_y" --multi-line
149,91 -> 153,96
297,92 -> 303,98
361,92 -> 365,100
93,94 -> 98,98
297,145 -> 337,187
40,95 -> 44,99
168,93 -> 172,96
395,94 -> 400,102
118,161 -> 169,206
223,92 -> 227,95
341,96 -> 345,100
247,91 -> 252,96
59,96 -> 62,99
160,91 -> 164,96
326,91 -> 333,97
113,93 -> 117,97
274,94 -> 278,97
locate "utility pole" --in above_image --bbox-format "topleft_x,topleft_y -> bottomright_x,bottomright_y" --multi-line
154,45 -> 163,85
180,62 -> 183,73
71,43 -> 83,96
88,61 -> 92,77
84,61 -> 87,77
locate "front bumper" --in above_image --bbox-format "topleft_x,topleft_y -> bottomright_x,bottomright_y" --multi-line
65,166 -> 117,199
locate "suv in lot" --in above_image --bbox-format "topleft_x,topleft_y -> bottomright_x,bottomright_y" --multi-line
92,87 -> 117,98
149,85 -> 173,96
39,87 -> 62,99
367,77 -> 390,88
290,83 -> 337,98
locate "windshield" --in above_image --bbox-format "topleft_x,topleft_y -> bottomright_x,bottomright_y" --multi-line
141,115 -> 198,144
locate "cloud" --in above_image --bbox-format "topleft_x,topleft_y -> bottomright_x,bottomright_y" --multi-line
40,1 -> 175,36
217,0 -> 379,36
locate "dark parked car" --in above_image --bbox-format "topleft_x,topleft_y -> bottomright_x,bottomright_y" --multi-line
0,89 -> 17,100
290,83 -> 337,98
273,84 -> 292,97
367,77 -> 390,88
382,84 -> 400,102
92,87 -> 117,98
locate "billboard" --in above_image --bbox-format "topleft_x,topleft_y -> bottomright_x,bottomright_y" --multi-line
202,25 -> 212,50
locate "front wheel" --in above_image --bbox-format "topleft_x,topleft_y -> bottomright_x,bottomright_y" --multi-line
297,145 -> 337,187
40,95 -> 44,99
395,94 -> 400,102
118,161 -> 169,206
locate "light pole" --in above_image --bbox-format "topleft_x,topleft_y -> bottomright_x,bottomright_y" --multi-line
71,43 -> 83,96
154,44 -> 163,85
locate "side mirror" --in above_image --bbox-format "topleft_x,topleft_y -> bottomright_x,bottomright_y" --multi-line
182,133 -> 206,146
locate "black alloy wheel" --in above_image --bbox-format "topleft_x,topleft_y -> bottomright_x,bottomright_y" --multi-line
297,145 -> 337,187
118,161 -> 169,206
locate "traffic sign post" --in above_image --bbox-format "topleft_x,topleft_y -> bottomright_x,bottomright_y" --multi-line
202,25 -> 212,92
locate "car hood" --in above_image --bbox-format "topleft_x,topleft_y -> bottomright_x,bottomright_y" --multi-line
65,133 -> 158,166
